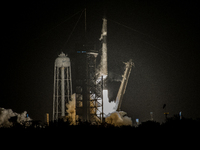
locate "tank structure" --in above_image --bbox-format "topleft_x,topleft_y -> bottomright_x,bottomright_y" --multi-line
53,52 -> 72,121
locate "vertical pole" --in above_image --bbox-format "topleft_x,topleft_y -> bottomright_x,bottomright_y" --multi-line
150,112 -> 153,121
61,67 -> 65,117
86,54 -> 90,121
94,55 -> 97,119
56,67 -> 59,120
85,8 -> 87,35
70,64 -> 72,96
83,54 -> 88,121
46,113 -> 49,126
67,67 -> 70,104
101,76 -> 104,122
53,65 -> 56,121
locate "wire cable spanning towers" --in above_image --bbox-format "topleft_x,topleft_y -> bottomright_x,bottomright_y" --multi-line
53,52 -> 72,121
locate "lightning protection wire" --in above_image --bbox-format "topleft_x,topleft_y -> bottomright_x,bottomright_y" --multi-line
23,9 -> 84,47
108,18 -> 175,58
62,9 -> 85,49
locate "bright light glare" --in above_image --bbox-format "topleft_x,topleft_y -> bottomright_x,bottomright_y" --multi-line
103,90 -> 116,116
96,75 -> 107,84
103,75 -> 107,80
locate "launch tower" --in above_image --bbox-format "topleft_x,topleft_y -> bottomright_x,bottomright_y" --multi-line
75,47 -> 103,122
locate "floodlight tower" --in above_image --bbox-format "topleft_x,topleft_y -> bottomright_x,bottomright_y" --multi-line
53,52 -> 72,121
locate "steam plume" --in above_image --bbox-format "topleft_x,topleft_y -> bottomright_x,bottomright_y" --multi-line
0,108 -> 31,127
103,90 -> 133,126
105,111 -> 132,126
109,71 -> 122,82
65,94 -> 76,124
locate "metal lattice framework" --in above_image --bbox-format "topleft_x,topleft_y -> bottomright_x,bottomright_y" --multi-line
53,53 -> 72,121
75,50 -> 103,122
87,52 -> 103,122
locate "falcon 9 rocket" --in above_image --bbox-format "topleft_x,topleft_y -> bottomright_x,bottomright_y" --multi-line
99,18 -> 108,80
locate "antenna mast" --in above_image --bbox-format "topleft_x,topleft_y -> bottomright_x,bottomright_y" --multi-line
85,8 -> 87,36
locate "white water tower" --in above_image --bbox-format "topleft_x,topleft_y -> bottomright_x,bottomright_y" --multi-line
53,52 -> 72,121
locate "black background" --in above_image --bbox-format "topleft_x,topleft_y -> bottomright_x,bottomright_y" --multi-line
1,0 -> 199,123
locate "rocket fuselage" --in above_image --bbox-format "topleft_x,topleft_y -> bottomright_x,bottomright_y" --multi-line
100,18 -> 108,79
102,35 -> 107,43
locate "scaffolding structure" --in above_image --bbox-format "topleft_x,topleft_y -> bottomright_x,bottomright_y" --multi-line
75,48 -> 103,122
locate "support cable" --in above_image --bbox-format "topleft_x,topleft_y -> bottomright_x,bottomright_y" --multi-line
107,17 -> 180,60
25,9 -> 84,46
62,9 -> 85,48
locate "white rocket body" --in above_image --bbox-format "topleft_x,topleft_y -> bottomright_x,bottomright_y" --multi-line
99,18 -> 108,78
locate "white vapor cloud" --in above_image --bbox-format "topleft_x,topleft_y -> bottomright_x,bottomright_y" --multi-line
0,108 -> 31,127
105,111 -> 132,126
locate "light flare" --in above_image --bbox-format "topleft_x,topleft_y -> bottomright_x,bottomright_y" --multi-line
103,90 -> 116,116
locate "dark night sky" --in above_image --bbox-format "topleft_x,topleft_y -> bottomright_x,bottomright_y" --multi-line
1,0 -> 199,123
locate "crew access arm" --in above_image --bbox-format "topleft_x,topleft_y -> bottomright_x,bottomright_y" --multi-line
114,59 -> 134,111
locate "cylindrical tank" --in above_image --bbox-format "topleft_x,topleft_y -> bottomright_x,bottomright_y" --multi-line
53,52 -> 72,121
55,52 -> 71,67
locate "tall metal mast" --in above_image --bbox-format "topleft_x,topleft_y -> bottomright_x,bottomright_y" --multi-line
85,8 -> 87,35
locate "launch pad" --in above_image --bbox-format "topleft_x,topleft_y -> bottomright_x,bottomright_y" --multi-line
52,16 -> 134,125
